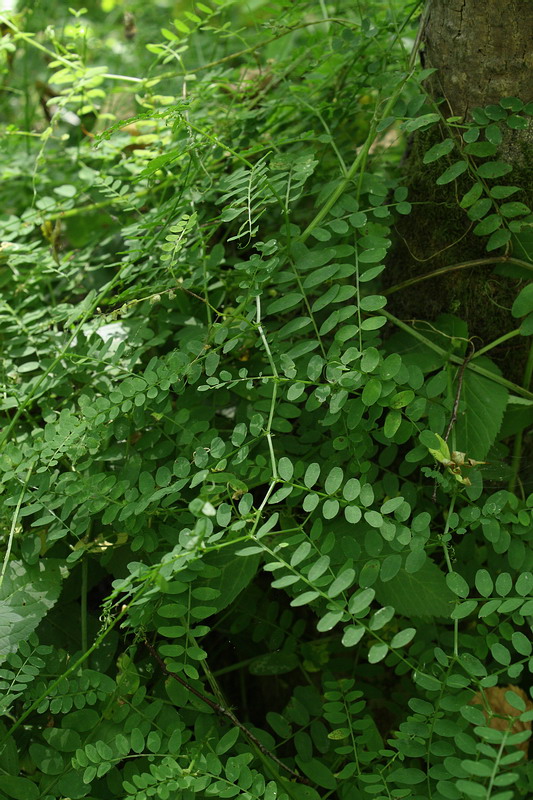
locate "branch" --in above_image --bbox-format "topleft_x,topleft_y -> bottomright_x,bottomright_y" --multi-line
144,639 -> 312,786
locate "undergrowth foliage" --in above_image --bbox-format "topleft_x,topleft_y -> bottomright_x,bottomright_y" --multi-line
0,2 -> 532,800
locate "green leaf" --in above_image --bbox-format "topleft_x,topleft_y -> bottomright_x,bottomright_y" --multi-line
342,478 -> 360,501
511,284 -> 533,318
0,560 -> 63,665
291,591 -> 320,607
450,600 -> 478,619
304,462 -> 321,488
500,201 -> 530,218
198,545 -> 260,614
348,588 -> 375,614
467,197 -> 492,221
362,377 -> 382,405
485,124 -> 502,145
453,357 -> 508,459
374,561 -> 454,619
495,572 -> 512,596
515,571 -> 532,596
307,556 -> 330,582
368,643 -> 388,663
368,605 -> 394,630
249,651 -> 299,675
473,214 -> 502,236
436,161 -> 468,185
341,625 -> 365,647
322,498 -> 339,519
423,138 -> 455,164
389,768 -> 426,785
486,228 -> 511,251
383,409 -> 401,438
324,466 -> 343,495
403,113 -> 440,132
464,141 -> 497,157
490,642 -> 511,665
380,497 -> 404,514
327,568 -> 355,598
0,776 -> 39,800
290,542 -> 312,567
277,457 -> 294,481
506,114 -> 528,129
390,627 -> 416,648
380,554 -> 402,582
489,185 -> 520,198
474,569 -> 493,597
476,161 -> 513,179
268,293 -> 303,314
316,610 -> 344,632
295,757 -> 337,790
511,631 -> 532,656
446,571 -> 470,598
460,182 -> 483,208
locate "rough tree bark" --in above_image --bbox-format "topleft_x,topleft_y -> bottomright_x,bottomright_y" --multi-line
386,0 -> 533,382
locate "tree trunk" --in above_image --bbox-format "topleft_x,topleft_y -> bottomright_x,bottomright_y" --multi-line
424,0 -> 533,123
386,0 -> 533,382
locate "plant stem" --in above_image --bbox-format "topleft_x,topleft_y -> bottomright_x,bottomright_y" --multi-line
383,256 -> 533,296
144,640 -> 311,786
508,340 -> 533,495
382,310 -> 533,400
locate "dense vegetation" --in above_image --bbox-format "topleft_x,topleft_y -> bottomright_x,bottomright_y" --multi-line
0,2 -> 532,800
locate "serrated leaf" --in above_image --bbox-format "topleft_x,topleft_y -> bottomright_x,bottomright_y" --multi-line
0,560 -> 63,665
453,357 -> 508,460
374,560 -> 454,619
198,545 -> 260,614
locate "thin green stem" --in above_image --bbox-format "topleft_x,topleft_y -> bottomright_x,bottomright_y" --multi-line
383,256 -> 533,297
471,328 -> 521,359
381,310 -> 533,400
0,579 -> 150,746
81,558 -> 88,659
0,465 -> 34,591
440,495 -> 458,658
299,71 -> 413,243
508,340 -> 533,495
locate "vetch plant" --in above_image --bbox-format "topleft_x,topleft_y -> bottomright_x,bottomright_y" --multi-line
0,2 -> 532,800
